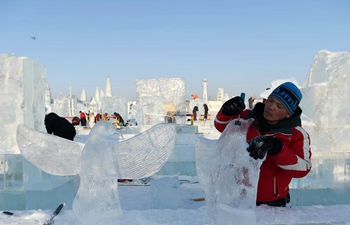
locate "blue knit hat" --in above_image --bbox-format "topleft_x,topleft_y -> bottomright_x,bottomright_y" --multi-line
268,82 -> 302,115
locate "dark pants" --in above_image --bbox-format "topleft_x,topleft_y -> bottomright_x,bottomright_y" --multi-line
256,193 -> 290,207
81,118 -> 87,126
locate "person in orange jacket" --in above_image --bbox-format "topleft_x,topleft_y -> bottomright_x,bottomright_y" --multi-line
214,82 -> 312,207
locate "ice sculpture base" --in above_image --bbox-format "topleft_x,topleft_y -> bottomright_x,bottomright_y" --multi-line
0,154 -> 79,210
156,125 -> 198,176
290,187 -> 350,206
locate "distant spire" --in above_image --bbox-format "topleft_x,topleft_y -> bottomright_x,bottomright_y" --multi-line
95,87 -> 100,102
202,78 -> 208,102
100,90 -> 105,99
105,76 -> 112,97
81,88 -> 87,102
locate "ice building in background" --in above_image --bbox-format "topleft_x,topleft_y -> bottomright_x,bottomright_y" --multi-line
49,75 -> 131,120
135,78 -> 186,126
217,88 -> 224,101
0,54 -> 79,210
202,78 -> 208,102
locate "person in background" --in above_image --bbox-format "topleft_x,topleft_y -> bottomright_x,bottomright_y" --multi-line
203,103 -> 209,121
214,82 -> 312,207
71,116 -> 80,126
45,112 -> 76,141
88,110 -> 95,128
102,113 -> 109,121
95,113 -> 101,122
79,111 -> 87,126
248,96 -> 256,109
113,112 -> 125,126
192,105 -> 199,121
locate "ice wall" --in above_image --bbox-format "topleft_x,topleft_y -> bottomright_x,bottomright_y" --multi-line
135,78 -> 186,126
292,50 -> 350,191
300,50 -> 350,152
0,54 -> 47,154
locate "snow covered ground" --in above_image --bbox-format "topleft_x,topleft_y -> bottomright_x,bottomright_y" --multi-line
1,177 -> 350,225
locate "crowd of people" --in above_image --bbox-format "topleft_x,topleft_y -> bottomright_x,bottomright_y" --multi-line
75,111 -> 127,129
44,111 -> 129,141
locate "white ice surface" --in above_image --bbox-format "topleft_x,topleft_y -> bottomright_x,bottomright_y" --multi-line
1,181 -> 350,225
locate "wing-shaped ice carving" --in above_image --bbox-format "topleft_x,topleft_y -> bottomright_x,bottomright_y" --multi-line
113,123 -> 177,179
16,124 -> 84,175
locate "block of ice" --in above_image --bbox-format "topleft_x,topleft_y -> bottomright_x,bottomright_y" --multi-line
0,54 -> 47,154
150,176 -> 180,209
216,119 -> 263,209
196,119 -> 264,223
135,78 -> 186,126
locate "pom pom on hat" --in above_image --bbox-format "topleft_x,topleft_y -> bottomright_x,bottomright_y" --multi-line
268,82 -> 302,115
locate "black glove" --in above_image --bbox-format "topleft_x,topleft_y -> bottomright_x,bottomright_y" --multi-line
221,96 -> 246,116
246,136 -> 283,160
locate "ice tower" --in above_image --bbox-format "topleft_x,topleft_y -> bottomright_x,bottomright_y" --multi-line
105,76 -> 112,97
202,78 -> 208,102
81,88 -> 87,102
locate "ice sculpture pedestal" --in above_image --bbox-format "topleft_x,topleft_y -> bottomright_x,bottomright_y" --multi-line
289,151 -> 350,206
0,154 -> 79,210
156,125 -> 198,176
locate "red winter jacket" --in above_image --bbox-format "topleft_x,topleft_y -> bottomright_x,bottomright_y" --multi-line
80,112 -> 86,119
214,103 -> 312,203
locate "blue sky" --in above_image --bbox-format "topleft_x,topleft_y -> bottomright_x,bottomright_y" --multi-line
1,0 -> 349,101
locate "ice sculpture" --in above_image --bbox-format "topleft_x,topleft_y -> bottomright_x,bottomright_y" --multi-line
17,124 -> 84,175
135,78 -> 186,126
196,119 -> 264,225
17,121 -> 177,224
0,54 -> 47,154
